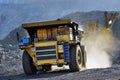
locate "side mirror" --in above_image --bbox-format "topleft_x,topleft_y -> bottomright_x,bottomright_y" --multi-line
16,32 -> 20,43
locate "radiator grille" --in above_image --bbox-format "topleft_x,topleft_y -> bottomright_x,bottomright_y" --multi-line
36,45 -> 56,60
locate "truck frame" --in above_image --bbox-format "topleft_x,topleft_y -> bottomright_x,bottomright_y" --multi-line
19,19 -> 86,75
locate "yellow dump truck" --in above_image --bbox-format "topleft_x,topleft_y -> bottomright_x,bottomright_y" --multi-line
18,19 -> 86,75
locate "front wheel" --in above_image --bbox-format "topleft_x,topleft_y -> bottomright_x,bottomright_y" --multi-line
69,45 -> 84,71
22,51 -> 37,75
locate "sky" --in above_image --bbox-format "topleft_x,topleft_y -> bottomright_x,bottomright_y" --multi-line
0,0 -> 120,11
0,0 -> 120,40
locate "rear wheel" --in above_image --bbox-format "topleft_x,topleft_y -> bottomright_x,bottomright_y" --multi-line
22,51 -> 37,75
81,45 -> 87,68
69,45 -> 83,71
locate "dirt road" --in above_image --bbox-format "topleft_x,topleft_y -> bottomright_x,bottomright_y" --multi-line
0,65 -> 120,80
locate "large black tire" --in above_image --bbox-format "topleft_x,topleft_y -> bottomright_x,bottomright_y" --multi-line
42,65 -> 52,72
81,45 -> 87,68
22,51 -> 37,75
69,45 -> 83,71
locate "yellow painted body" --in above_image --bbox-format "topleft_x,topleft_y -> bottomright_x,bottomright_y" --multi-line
37,29 -> 47,40
22,19 -> 71,28
34,41 -> 58,65
21,45 -> 36,61
20,41 -> 64,66
37,59 -> 57,65
34,41 -> 57,47
23,41 -> 65,66
57,35 -> 70,41
21,20 -> 74,66
37,27 -> 57,40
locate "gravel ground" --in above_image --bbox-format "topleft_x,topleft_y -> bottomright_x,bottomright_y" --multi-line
0,65 -> 120,80
0,43 -> 120,80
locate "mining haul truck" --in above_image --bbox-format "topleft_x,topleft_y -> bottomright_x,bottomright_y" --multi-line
18,19 -> 86,75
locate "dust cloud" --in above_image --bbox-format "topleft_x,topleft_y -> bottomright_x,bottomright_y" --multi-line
81,28 -> 119,69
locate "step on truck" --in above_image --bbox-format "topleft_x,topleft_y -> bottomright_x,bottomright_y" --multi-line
18,19 -> 86,75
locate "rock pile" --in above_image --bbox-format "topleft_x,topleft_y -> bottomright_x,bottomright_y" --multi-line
0,44 -> 23,76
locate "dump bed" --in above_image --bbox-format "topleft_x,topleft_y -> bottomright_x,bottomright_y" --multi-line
22,19 -> 72,29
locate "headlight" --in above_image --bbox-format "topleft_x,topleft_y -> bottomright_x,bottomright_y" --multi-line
58,45 -> 63,50
31,47 -> 35,52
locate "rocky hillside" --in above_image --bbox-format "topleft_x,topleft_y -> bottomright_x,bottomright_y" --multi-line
0,27 -> 28,49
0,44 -> 23,75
